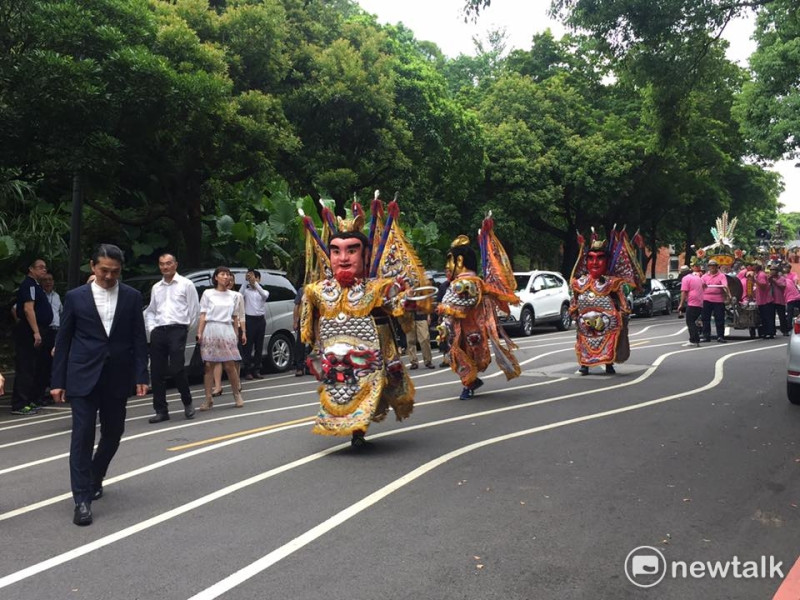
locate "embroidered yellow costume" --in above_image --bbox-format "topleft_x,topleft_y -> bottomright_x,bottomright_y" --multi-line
299,194 -> 427,443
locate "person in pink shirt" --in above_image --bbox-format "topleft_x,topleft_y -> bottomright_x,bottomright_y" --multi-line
754,263 -> 776,338
678,265 -> 706,346
783,263 -> 800,327
769,262 -> 789,335
700,259 -> 730,342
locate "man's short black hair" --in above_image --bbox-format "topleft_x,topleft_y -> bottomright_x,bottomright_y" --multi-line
247,269 -> 261,279
91,244 -> 125,265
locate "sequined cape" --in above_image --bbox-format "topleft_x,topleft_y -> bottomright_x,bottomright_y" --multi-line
437,273 -> 521,387
570,275 -> 630,367
301,277 -> 414,436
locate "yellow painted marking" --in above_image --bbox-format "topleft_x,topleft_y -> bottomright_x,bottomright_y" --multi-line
629,340 -> 651,347
167,417 -> 315,451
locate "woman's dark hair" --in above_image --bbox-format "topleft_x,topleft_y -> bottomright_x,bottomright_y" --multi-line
91,244 -> 125,265
212,266 -> 232,289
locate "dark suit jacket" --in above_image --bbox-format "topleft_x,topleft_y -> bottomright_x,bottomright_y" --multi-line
52,282 -> 149,398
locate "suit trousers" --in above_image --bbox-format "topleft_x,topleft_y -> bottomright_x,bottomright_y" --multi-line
69,376 -> 128,503
406,319 -> 433,366
241,315 -> 266,375
150,325 -> 191,415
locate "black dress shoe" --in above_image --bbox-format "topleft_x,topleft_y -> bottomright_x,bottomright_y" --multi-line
148,413 -> 170,424
73,502 -> 93,526
92,484 -> 103,501
184,405 -> 196,419
579,366 -> 589,375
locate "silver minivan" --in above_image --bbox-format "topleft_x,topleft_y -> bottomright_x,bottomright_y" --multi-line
127,268 -> 297,375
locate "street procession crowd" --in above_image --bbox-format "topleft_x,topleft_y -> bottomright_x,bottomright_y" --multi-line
2,201 -> 793,528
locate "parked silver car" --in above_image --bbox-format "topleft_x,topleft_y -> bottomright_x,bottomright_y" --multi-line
499,271 -> 572,335
127,268 -> 297,375
787,317 -> 800,405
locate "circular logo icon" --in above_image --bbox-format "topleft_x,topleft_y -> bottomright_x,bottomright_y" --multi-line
624,546 -> 667,588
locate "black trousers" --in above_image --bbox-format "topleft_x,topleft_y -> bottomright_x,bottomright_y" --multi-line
294,327 -> 307,370
69,380 -> 128,503
150,325 -> 191,414
775,303 -> 789,334
241,315 -> 266,375
701,301 -> 726,340
37,327 -> 58,391
11,321 -> 48,411
757,303 -> 776,337
685,305 -> 703,343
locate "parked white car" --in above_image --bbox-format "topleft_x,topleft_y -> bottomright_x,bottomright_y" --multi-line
499,271 -> 573,336
127,268 -> 297,375
787,317 -> 800,405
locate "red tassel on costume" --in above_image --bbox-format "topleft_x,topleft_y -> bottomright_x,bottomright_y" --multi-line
352,202 -> 364,217
371,198 -> 384,218
387,200 -> 400,219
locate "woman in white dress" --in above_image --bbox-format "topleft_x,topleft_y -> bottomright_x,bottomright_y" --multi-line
197,267 -> 245,409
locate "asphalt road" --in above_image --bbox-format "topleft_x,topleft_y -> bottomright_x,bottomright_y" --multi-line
1,315 -> 799,600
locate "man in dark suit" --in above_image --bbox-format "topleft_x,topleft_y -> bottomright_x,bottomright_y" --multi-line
51,244 -> 149,526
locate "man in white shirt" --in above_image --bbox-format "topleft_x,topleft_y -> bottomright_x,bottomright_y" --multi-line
144,253 -> 200,423
38,273 -> 63,398
240,269 -> 270,379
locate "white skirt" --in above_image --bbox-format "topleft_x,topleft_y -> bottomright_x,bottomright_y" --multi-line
200,321 -> 241,362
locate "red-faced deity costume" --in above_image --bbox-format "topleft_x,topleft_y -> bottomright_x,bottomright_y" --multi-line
437,215 -> 521,399
569,228 -> 644,371
300,196 -> 428,441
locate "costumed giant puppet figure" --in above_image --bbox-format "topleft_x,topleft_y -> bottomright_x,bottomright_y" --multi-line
569,228 -> 644,375
300,194 -> 429,447
437,214 -> 521,400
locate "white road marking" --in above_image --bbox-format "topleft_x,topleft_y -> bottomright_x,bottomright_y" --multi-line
186,344 -> 777,600
0,343 -> 782,590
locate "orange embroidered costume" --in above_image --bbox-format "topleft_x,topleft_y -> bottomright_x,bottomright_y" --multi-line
437,214 -> 521,400
569,227 -> 644,374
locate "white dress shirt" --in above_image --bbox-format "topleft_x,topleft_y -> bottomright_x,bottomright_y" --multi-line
91,281 -> 119,336
242,282 -> 270,317
144,273 -> 200,332
47,291 -> 63,328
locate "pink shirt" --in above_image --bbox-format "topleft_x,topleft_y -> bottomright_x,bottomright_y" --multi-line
772,274 -> 787,305
784,274 -> 800,303
701,272 -> 728,302
755,271 -> 772,305
680,273 -> 705,307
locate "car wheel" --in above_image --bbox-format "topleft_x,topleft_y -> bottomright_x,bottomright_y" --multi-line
266,332 -> 294,373
555,303 -> 571,331
662,299 -> 671,315
788,382 -> 800,405
644,301 -> 653,318
519,307 -> 534,336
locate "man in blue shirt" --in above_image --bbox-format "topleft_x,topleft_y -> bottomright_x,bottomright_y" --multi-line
11,258 -> 53,415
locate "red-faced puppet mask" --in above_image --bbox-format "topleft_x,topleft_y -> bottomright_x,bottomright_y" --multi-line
586,251 -> 608,279
330,237 -> 365,287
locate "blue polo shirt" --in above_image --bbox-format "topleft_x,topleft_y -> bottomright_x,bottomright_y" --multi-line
16,275 -> 53,332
